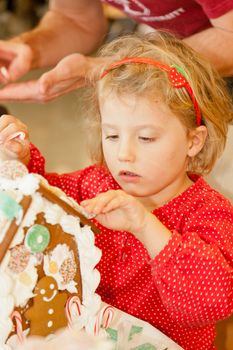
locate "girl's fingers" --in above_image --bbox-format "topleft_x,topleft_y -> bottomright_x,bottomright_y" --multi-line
0,119 -> 27,144
0,114 -> 12,134
4,138 -> 29,158
7,131 -> 26,141
81,191 -> 115,214
82,198 -> 109,215
81,191 -> 128,214
5,139 -> 23,153
101,196 -> 123,213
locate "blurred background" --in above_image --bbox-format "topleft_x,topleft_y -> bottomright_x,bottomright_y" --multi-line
0,2 -> 232,349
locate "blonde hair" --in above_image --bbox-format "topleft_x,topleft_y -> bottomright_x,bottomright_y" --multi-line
84,31 -> 233,175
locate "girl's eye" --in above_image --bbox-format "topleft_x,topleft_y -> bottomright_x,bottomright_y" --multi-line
139,136 -> 155,142
105,135 -> 119,140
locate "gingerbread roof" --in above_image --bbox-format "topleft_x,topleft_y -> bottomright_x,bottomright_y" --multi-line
0,161 -> 101,346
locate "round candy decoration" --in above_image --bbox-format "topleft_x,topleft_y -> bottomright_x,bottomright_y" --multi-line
60,257 -> 77,285
8,245 -> 30,273
0,160 -> 28,180
25,224 -> 50,253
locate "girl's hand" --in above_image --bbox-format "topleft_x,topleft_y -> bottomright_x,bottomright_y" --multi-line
81,190 -> 172,258
0,114 -> 30,164
81,189 -> 150,235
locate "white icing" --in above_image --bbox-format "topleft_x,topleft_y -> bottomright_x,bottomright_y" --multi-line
77,225 -> 95,247
0,295 -> 14,319
77,226 -> 102,275
0,272 -> 13,297
72,294 -> 102,334
15,208 -> 23,226
0,271 -> 14,346
48,321 -> 53,328
82,270 -> 101,299
44,203 -> 64,225
0,344 -> 11,350
6,329 -> 29,349
0,252 -> 10,271
80,247 -> 102,273
21,192 -> 44,227
0,163 -> 102,348
0,174 -> 39,195
43,290 -> 57,303
43,244 -> 78,293
73,225 -> 102,333
9,228 -> 24,248
0,318 -> 14,345
82,294 -> 102,315
18,174 -> 39,195
60,215 -> 81,236
6,256 -> 38,307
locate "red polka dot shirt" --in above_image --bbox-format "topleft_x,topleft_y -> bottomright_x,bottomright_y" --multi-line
28,144 -> 233,350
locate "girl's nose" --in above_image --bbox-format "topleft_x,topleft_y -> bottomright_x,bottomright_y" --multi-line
118,141 -> 135,162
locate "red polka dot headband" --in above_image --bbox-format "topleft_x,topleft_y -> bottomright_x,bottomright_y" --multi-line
100,57 -> 202,126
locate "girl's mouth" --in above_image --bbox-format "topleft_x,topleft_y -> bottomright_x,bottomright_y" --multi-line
118,171 -> 141,182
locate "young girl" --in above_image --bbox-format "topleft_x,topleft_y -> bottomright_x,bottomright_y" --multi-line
0,31 -> 233,350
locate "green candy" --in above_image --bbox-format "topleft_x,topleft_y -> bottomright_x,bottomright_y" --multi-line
0,192 -> 22,220
25,224 -> 50,253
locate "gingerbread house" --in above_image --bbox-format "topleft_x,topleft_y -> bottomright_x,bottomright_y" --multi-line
0,161 -> 101,349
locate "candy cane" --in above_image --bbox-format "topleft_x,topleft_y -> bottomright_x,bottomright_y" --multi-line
94,305 -> 114,335
65,295 -> 82,327
11,311 -> 24,344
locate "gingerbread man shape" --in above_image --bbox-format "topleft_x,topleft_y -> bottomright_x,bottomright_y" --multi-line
24,276 -> 68,336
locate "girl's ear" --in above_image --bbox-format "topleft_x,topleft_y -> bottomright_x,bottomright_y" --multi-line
187,126 -> 208,157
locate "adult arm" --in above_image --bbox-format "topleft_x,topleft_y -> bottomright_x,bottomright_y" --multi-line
0,0 -> 108,102
13,0 -> 108,69
184,10 -> 233,76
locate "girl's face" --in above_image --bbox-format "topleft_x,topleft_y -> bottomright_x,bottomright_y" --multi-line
100,94 -> 195,207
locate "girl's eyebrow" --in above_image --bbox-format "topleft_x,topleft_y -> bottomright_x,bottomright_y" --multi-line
101,123 -> 116,128
101,123 -> 118,131
102,123 -> 163,131
134,124 -> 163,131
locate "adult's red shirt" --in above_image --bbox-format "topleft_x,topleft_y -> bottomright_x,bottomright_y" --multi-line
101,0 -> 233,38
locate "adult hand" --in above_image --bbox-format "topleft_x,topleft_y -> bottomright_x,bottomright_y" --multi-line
0,54 -> 109,102
0,114 -> 30,164
0,40 -> 33,83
